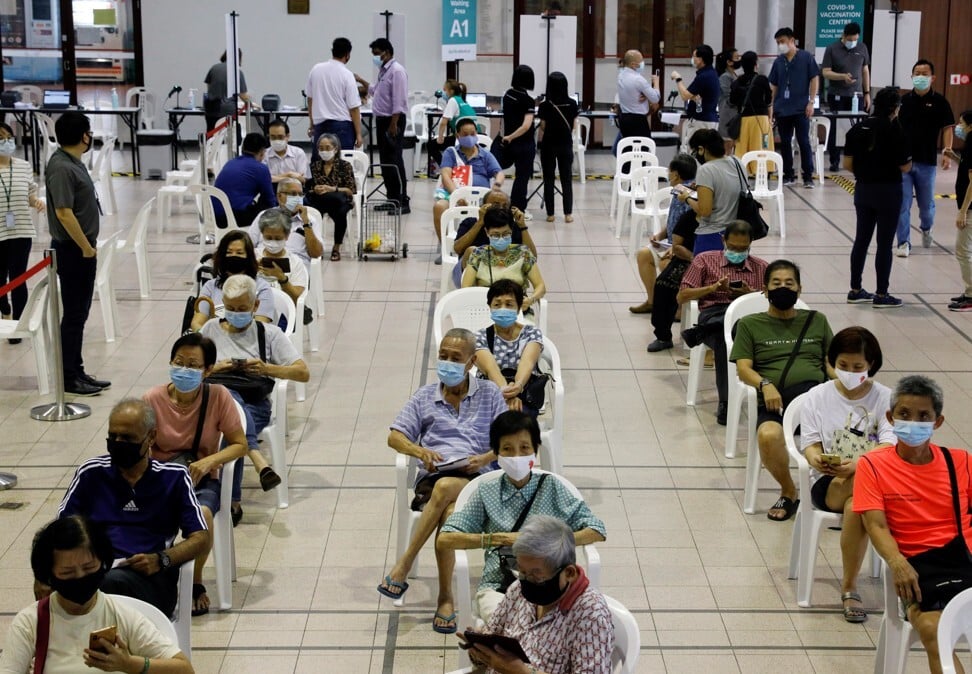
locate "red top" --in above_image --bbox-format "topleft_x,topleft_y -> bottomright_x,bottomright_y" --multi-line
679,250 -> 768,311
853,444 -> 972,558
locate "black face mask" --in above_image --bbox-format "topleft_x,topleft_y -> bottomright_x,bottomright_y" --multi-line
519,566 -> 568,606
50,566 -> 107,605
767,286 -> 799,311
221,255 -> 249,275
692,150 -> 706,165
107,437 -> 147,469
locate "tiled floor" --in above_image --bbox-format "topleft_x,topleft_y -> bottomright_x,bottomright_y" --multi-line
1,143 -> 970,673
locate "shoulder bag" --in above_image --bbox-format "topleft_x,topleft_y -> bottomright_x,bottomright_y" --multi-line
831,406 -> 881,461
776,310 -> 818,392
726,77 -> 755,140
496,473 -> 549,593
731,156 -> 769,240
905,447 -> 972,611
486,326 -> 550,410
205,322 -> 277,404
33,595 -> 50,674
168,383 -> 211,468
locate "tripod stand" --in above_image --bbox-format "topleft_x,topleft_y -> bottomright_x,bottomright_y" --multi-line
524,14 -> 562,212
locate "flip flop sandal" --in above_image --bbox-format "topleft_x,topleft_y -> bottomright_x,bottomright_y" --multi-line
767,496 -> 800,522
377,575 -> 409,600
842,592 -> 867,623
330,249 -> 341,261
191,583 -> 210,617
432,611 -> 457,634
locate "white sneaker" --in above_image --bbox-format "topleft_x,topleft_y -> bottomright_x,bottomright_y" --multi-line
896,242 -> 910,258
522,210 -> 533,222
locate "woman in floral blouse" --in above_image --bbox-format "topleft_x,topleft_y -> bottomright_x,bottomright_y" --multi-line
305,133 -> 356,261
461,207 -> 546,312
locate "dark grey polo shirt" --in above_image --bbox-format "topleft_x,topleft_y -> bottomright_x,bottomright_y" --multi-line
822,40 -> 870,98
45,148 -> 100,243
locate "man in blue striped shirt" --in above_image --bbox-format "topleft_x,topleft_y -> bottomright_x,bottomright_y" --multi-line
378,328 -> 506,633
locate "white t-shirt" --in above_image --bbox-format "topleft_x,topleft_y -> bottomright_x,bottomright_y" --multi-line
0,592 -> 181,674
248,208 -> 313,269
799,379 -> 896,484
254,246 -> 309,295
200,317 -> 300,366
442,97 -> 460,122
306,59 -> 360,124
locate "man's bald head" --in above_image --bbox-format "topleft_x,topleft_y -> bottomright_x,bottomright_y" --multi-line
624,50 -> 644,68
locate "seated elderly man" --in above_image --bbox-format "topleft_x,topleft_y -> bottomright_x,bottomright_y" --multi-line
200,274 -> 310,525
56,399 -> 210,618
248,178 -> 324,271
377,328 -> 507,634
855,375 -> 972,674
676,220 -> 768,426
253,209 -> 309,311
433,117 -> 506,264
264,118 -> 310,184
213,132 -> 277,229
459,515 -> 614,674
450,191 -> 537,288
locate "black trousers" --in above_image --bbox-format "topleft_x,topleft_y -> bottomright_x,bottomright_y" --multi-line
698,304 -> 730,405
375,115 -> 408,203
507,140 -> 536,211
0,236 -> 32,318
850,182 -> 902,295
52,239 -> 96,381
650,261 -> 689,342
101,566 -> 181,618
428,135 -> 455,169
618,113 -> 652,138
540,142 -> 573,216
306,191 -> 352,245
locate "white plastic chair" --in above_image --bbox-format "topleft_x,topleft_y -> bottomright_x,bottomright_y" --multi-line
33,113 -> 58,179
125,86 -> 158,129
474,116 -> 492,135
265,288 -> 295,507
811,116 -> 831,187
626,174 -> 670,255
108,593 -> 184,656
612,151 -> 659,238
449,186 -> 491,208
938,587 -> 972,673
440,206 -> 480,295
538,336 -> 566,476
88,134 -> 118,215
451,469 -> 603,640
782,393 -> 881,607
176,125 -> 227,175
606,595 -> 641,674
409,103 -> 436,176
115,198 -> 154,299
171,561 -> 193,659
573,117 -> 590,183
739,150 -> 786,238
211,401 -> 244,611
301,206 -> 323,351
156,161 -> 204,233
476,134 -> 493,152
0,277 -> 51,395
188,185 -> 238,256
873,560 -> 921,674
94,231 -> 121,343
340,149 -> 368,254
684,300 -> 706,406
271,284 -> 307,405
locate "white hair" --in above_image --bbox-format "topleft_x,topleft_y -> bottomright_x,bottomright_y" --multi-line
222,274 -> 257,303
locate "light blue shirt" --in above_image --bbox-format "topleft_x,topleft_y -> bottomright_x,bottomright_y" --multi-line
617,67 -> 660,115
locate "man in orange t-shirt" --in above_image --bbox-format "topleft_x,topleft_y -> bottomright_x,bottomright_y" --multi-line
854,375 -> 972,674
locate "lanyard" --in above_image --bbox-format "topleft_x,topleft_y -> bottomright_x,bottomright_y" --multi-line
0,162 -> 12,209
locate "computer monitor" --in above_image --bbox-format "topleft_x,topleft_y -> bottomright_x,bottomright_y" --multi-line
571,92 -> 580,105
813,94 -> 820,110
43,90 -> 71,109
466,92 -> 487,112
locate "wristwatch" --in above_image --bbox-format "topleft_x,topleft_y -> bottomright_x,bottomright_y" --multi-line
280,275 -> 290,285
759,378 -> 772,391
157,550 -> 171,571
675,77 -> 683,83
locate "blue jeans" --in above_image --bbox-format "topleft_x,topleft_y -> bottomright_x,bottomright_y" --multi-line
775,113 -> 813,181
693,231 -> 725,255
313,120 -> 355,159
227,388 -> 272,503
897,162 -> 937,246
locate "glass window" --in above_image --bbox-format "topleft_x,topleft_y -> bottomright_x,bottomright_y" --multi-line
1,0 -> 64,93
617,0 -> 702,60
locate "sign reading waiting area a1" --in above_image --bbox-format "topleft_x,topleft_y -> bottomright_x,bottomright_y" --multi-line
815,0 -> 864,45
442,0 -> 477,62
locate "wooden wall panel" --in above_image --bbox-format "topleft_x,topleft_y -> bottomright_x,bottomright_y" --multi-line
945,0 -> 972,117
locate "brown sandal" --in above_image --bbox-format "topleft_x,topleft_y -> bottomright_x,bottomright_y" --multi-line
330,248 -> 341,261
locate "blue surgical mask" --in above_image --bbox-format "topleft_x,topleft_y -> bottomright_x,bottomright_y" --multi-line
373,55 -> 384,68
636,62 -> 645,73
437,359 -> 467,387
490,235 -> 512,252
169,365 -> 203,393
224,309 -> 253,329
0,138 -> 15,157
912,75 -> 931,91
724,249 -> 749,265
285,195 -> 303,212
844,40 -> 858,49
956,125 -> 968,141
458,135 -> 478,149
893,419 -> 935,447
491,308 -> 518,328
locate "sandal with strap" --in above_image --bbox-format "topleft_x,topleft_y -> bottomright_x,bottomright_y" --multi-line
191,583 -> 210,617
330,248 -> 341,261
842,592 -> 867,623
767,496 -> 799,522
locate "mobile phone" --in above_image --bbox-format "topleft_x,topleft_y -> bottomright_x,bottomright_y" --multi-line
729,280 -> 744,289
820,454 -> 843,467
260,257 -> 291,273
654,69 -> 660,77
232,358 -> 247,368
89,625 -> 117,653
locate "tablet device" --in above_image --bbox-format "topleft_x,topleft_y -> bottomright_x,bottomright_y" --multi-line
460,631 -> 530,663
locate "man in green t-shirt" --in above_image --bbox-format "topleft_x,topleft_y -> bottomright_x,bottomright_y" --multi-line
731,260 -> 834,521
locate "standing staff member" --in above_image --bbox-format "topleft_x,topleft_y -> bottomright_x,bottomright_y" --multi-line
821,22 -> 871,172
305,37 -> 364,155
671,44 -> 721,152
947,111 -> 972,312
368,38 -> 411,215
768,27 -> 820,189
616,49 -> 660,139
46,112 -> 110,397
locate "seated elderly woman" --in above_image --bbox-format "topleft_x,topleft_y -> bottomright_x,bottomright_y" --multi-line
190,230 -> 275,332
799,326 -> 895,623
730,259 -> 834,522
855,375 -> 971,674
0,516 -> 193,673
433,117 -> 505,261
450,191 -> 537,288
475,280 -> 545,416
438,411 -> 606,624
304,133 -> 357,261
458,515 -> 614,674
200,275 -> 310,525
143,332 -> 248,616
253,208 -> 309,311
461,208 -> 546,314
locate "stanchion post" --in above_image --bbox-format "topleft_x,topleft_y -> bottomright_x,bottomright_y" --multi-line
30,248 -> 91,422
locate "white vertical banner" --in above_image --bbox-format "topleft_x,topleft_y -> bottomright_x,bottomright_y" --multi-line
225,12 -> 240,102
518,15 -> 577,95
373,12 -> 407,68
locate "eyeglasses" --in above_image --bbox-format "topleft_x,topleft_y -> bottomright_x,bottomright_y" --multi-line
511,564 -> 565,584
171,361 -> 204,369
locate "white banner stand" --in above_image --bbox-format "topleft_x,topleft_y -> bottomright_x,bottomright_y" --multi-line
518,15 -> 577,94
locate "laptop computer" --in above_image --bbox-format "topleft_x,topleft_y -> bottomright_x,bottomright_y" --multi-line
571,92 -> 580,105
43,90 -> 71,109
466,92 -> 488,113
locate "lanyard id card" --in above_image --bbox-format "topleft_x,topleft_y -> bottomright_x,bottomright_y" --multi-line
783,87 -> 790,100
5,211 -> 14,228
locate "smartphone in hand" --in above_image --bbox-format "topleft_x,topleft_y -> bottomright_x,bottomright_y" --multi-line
89,625 -> 117,653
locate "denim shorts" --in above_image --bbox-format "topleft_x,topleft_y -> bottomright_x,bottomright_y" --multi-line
195,475 -> 221,514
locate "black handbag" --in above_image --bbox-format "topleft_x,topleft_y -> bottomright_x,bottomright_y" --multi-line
485,326 -> 549,410
496,474 -> 549,593
490,133 -> 510,169
205,322 -> 276,404
904,447 -> 972,611
731,157 -> 769,240
726,77 -> 756,140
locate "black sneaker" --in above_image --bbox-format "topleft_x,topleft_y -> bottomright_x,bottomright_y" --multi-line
79,372 -> 111,389
951,294 -> 969,303
64,378 -> 103,396
716,402 -> 728,426
846,289 -> 874,304
399,201 -> 411,215
803,179 -> 815,189
872,294 -> 903,308
646,339 -> 674,352
948,296 -> 972,312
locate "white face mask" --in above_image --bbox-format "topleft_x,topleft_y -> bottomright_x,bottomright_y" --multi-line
835,368 -> 869,392
319,150 -> 336,161
0,138 -> 15,156
497,454 -> 536,482
270,139 -> 287,153
777,41 -> 791,55
262,239 -> 286,254
844,39 -> 858,49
